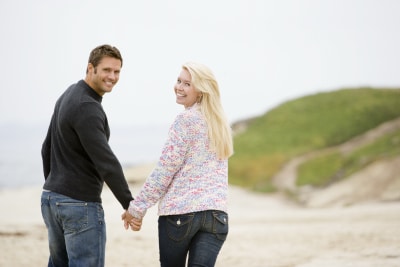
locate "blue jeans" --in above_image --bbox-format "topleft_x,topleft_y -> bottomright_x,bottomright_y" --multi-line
158,210 -> 229,267
41,191 -> 106,267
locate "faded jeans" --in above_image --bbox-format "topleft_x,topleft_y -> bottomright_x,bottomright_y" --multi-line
158,210 -> 229,267
41,191 -> 106,267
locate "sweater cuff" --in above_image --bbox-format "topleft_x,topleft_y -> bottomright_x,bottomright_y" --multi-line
128,200 -> 147,219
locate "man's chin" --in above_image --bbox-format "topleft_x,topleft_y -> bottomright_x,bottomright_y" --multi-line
103,87 -> 114,93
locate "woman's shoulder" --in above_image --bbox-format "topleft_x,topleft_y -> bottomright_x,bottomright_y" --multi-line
171,105 -> 205,134
177,106 -> 203,124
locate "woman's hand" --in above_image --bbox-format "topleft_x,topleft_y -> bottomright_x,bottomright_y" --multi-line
121,210 -> 142,231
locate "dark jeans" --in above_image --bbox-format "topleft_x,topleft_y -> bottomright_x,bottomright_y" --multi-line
41,191 -> 106,267
158,210 -> 229,267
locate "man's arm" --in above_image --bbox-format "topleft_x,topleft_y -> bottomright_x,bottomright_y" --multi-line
75,102 -> 134,209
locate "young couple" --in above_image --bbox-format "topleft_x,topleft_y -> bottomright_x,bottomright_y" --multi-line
41,44 -> 233,267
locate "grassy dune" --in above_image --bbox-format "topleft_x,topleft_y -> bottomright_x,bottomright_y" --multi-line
229,88 -> 400,192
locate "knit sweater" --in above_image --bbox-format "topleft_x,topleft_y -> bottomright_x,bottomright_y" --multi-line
128,104 -> 228,218
41,80 -> 133,209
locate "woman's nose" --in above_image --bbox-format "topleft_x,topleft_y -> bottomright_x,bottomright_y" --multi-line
175,83 -> 183,91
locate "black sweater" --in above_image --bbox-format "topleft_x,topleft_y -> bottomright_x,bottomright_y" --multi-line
41,80 -> 133,209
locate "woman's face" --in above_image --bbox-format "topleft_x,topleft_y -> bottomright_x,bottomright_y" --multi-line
174,69 -> 201,108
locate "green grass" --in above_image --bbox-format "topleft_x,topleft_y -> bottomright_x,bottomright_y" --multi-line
229,88 -> 400,191
297,129 -> 400,187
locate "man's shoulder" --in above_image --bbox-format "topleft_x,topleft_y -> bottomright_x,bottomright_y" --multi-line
66,81 -> 100,104
58,81 -> 102,118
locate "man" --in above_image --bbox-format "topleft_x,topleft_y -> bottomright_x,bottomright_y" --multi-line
41,44 -> 141,267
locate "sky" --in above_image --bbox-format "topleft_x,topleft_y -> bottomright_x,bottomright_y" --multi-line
1,0 -> 400,127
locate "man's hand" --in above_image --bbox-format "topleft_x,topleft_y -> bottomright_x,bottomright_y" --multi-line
121,210 -> 142,231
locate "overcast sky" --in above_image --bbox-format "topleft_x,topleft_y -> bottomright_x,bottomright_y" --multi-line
1,0 -> 399,127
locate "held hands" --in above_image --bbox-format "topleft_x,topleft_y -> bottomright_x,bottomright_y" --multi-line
121,210 -> 142,231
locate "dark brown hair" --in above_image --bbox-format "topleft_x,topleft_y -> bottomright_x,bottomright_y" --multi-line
87,44 -> 123,73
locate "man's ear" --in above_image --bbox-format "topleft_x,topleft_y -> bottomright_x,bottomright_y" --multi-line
87,63 -> 94,73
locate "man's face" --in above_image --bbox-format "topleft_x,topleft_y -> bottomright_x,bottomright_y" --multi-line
86,56 -> 122,96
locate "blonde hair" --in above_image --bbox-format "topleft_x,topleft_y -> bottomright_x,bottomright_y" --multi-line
182,62 -> 233,159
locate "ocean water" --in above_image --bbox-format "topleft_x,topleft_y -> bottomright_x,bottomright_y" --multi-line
0,123 -> 169,188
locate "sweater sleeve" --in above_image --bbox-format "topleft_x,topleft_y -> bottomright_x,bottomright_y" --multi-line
75,102 -> 133,209
128,113 -> 188,218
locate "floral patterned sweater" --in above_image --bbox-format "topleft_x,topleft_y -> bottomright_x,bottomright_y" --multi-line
128,104 -> 228,218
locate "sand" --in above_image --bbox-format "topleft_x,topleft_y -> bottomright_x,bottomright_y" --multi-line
1,167 -> 400,267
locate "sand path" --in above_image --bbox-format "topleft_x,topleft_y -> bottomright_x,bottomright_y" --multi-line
0,183 -> 399,267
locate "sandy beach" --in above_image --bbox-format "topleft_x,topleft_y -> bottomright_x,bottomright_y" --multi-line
1,164 -> 400,267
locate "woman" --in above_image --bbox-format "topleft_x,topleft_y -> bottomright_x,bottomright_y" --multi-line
123,62 -> 233,267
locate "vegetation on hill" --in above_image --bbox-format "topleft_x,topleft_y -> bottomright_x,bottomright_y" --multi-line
229,88 -> 400,192
296,128 -> 400,187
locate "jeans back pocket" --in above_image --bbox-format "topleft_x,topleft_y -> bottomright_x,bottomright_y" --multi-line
212,211 -> 229,241
56,202 -> 88,233
166,214 -> 194,242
